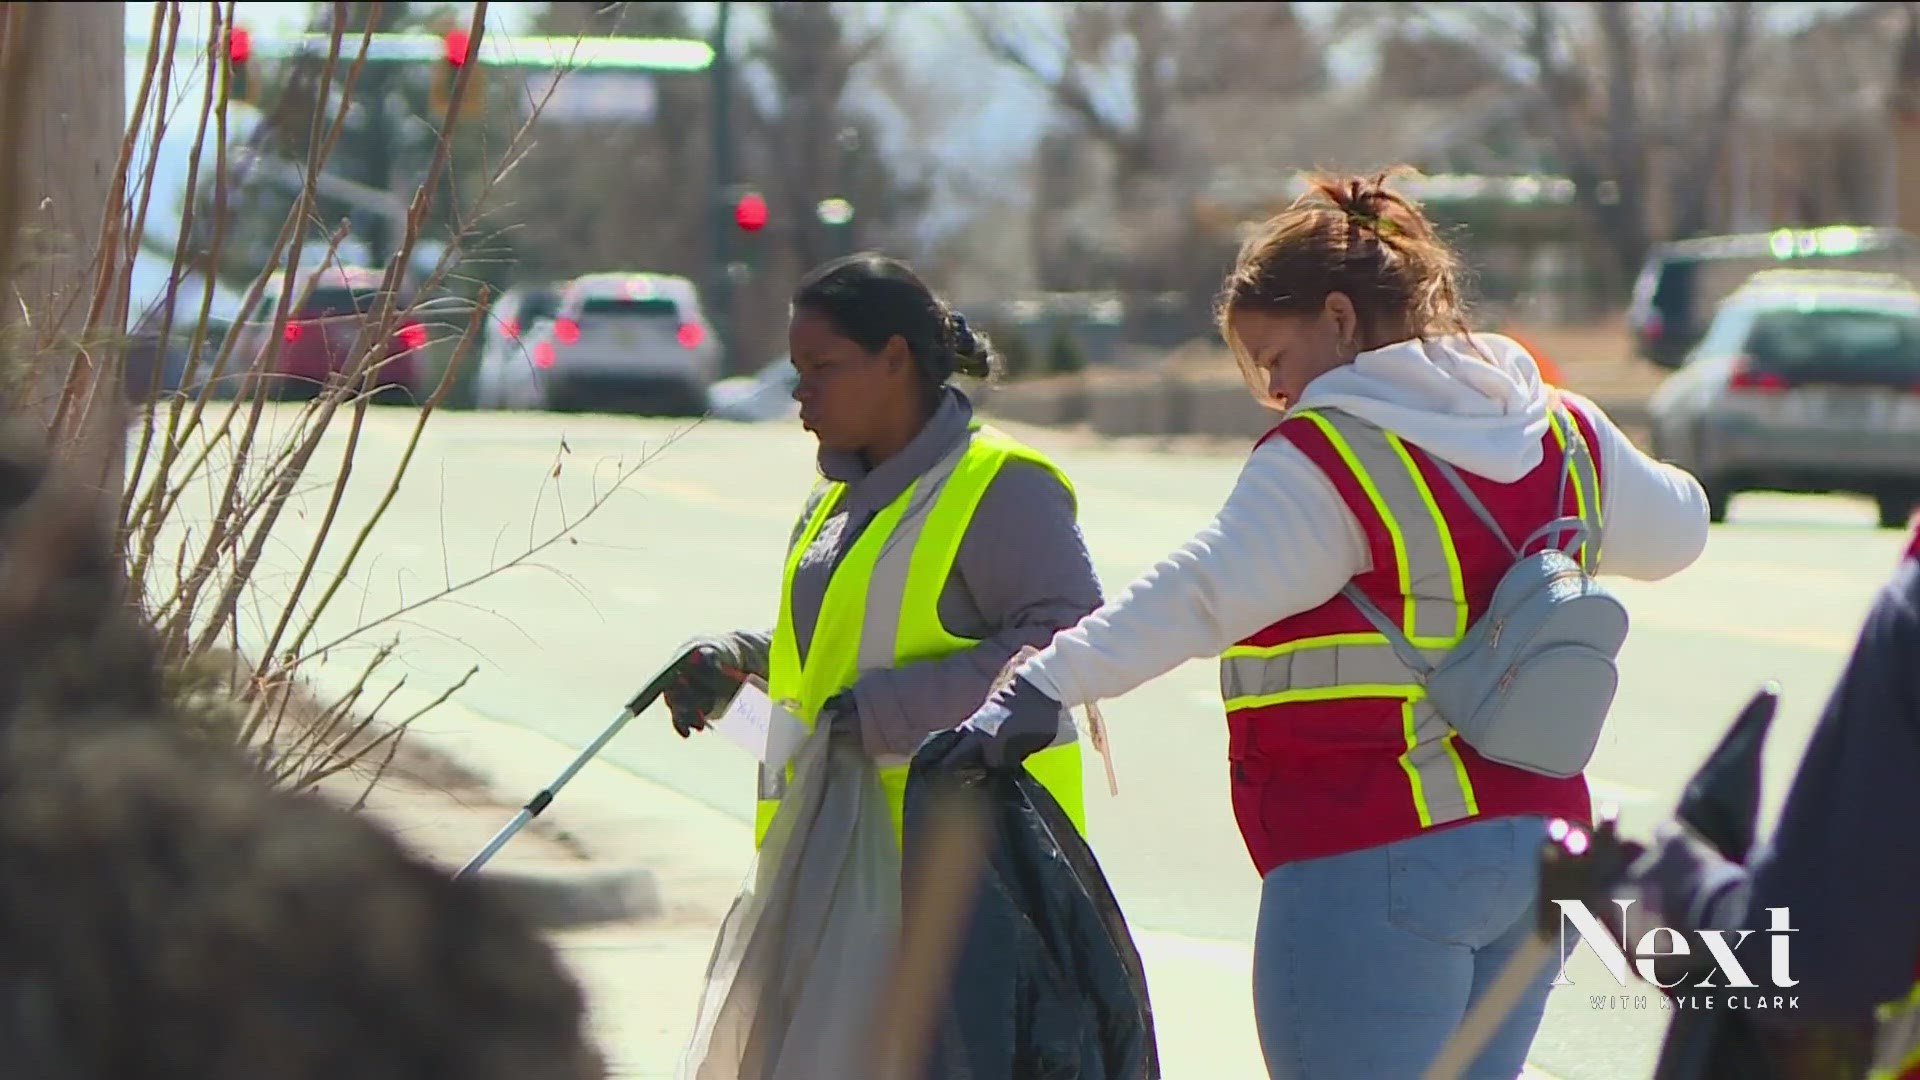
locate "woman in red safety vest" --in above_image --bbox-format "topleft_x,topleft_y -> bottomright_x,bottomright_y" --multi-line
946,169 -> 1713,1079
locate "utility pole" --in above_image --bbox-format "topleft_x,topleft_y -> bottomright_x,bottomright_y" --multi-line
708,0 -> 735,374
2,3 -> 128,493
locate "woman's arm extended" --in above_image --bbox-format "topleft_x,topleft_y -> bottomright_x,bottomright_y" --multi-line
1018,437 -> 1368,710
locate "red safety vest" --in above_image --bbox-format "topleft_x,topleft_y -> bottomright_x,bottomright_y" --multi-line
1220,400 -> 1605,876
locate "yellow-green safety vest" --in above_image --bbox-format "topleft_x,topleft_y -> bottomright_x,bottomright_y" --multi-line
759,421 -> 1088,848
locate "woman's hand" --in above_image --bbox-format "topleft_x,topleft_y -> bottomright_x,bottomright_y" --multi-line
940,675 -> 1064,771
662,635 -> 756,737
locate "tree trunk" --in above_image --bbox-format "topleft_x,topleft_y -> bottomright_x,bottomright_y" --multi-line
2,2 -> 127,495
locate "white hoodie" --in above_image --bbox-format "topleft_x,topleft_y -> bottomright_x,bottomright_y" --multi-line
1018,333 -> 1712,711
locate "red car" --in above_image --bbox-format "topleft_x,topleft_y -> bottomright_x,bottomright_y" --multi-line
224,266 -> 426,402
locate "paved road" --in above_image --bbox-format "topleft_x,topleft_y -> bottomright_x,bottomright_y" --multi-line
147,405 -> 1911,1080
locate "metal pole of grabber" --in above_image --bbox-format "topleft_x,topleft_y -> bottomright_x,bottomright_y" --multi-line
1423,810 -> 1624,1080
454,651 -> 691,881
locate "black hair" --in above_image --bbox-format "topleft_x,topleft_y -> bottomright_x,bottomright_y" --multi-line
791,253 -> 998,389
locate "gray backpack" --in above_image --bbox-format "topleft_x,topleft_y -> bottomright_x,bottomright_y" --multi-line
1342,419 -> 1628,779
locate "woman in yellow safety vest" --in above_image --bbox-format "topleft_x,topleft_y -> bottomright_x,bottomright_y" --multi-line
660,253 -> 1105,847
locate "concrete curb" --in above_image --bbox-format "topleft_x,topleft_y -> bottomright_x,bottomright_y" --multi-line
476,865 -> 664,931
293,667 -> 685,930
974,372 -> 1654,446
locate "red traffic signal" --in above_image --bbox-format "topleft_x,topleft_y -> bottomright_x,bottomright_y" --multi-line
228,26 -> 252,65
443,28 -> 472,67
734,192 -> 768,233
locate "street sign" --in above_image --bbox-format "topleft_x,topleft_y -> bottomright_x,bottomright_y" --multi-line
126,32 -> 713,72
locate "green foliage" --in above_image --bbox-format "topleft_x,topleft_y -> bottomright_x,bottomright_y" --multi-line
986,321 -> 1037,381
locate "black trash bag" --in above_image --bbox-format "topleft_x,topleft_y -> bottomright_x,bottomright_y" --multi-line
903,730 -> 1161,1080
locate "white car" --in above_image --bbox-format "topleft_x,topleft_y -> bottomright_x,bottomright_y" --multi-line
527,272 -> 722,416
1647,269 -> 1920,527
472,285 -> 562,410
707,356 -> 799,422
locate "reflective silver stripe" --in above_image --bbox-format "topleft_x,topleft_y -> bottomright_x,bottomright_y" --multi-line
1231,409 -> 1478,827
1321,415 -> 1460,643
856,434 -> 1079,770
858,438 -> 970,674
1220,640 -> 1450,701
1404,698 -> 1474,824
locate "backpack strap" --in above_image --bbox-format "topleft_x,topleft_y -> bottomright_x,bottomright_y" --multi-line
1336,406 -> 1603,672
1527,409 -> 1605,569
1340,583 -> 1437,677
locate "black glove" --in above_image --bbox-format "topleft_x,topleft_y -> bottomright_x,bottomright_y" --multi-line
938,675 -> 1063,771
818,690 -> 863,749
662,634 -> 760,738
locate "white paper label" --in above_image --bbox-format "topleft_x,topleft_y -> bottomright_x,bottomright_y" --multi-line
710,676 -> 808,772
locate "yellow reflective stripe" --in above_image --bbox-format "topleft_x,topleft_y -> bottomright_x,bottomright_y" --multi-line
1222,631 -> 1388,659
1398,698 -> 1432,828
1548,413 -> 1600,568
1240,410 -> 1478,831
1386,431 -> 1469,641
758,426 -> 1091,850
1298,411 -> 1414,623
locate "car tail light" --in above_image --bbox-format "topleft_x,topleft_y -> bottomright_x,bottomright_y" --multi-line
533,341 -> 556,369
677,322 -> 706,349
1728,356 -> 1789,392
502,316 -> 520,340
283,322 -> 304,343
396,322 -> 428,351
554,317 -> 580,345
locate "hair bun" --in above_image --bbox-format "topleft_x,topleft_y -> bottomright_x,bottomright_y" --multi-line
949,311 -> 980,357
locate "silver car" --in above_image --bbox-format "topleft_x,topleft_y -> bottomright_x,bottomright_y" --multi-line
531,272 -> 721,416
1647,270 -> 1920,528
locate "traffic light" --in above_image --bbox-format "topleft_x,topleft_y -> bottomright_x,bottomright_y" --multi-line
226,26 -> 253,104
443,28 -> 472,67
430,28 -> 485,120
733,191 -> 768,234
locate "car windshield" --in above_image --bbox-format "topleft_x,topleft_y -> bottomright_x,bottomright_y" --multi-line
1743,307 -> 1920,383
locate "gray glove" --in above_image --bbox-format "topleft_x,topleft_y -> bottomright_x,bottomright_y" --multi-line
662,632 -> 770,738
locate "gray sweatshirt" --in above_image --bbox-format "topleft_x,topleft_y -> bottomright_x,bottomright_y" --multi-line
734,388 -> 1104,759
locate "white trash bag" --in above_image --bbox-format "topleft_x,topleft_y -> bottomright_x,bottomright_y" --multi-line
677,723 -> 902,1080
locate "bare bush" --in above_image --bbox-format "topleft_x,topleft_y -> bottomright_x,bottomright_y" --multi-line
10,1 -> 671,796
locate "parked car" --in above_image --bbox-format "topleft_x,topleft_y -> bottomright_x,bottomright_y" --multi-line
221,266 -> 426,402
522,272 -> 721,416
1647,269 -> 1920,527
472,284 -> 562,410
707,356 -> 799,422
1627,227 -> 1920,369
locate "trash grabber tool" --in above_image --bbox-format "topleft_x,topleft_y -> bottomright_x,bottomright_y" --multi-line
454,650 -> 692,880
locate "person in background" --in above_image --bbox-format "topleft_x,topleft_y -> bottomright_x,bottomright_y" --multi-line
948,170 -> 1711,1079
1621,515 -> 1920,1079
658,252 -> 1105,845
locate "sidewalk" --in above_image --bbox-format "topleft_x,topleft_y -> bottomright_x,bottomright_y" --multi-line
334,700 -> 1271,1079
335,701 -> 1570,1080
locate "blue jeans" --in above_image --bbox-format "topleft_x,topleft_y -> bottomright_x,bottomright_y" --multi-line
1252,815 -> 1560,1080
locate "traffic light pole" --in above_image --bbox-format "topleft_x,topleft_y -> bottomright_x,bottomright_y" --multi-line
708,0 -> 736,375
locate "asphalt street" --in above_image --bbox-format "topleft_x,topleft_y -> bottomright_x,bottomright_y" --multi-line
145,403 -> 1911,1080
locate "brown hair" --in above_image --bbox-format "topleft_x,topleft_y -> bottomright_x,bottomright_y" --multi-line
1215,167 -> 1472,404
